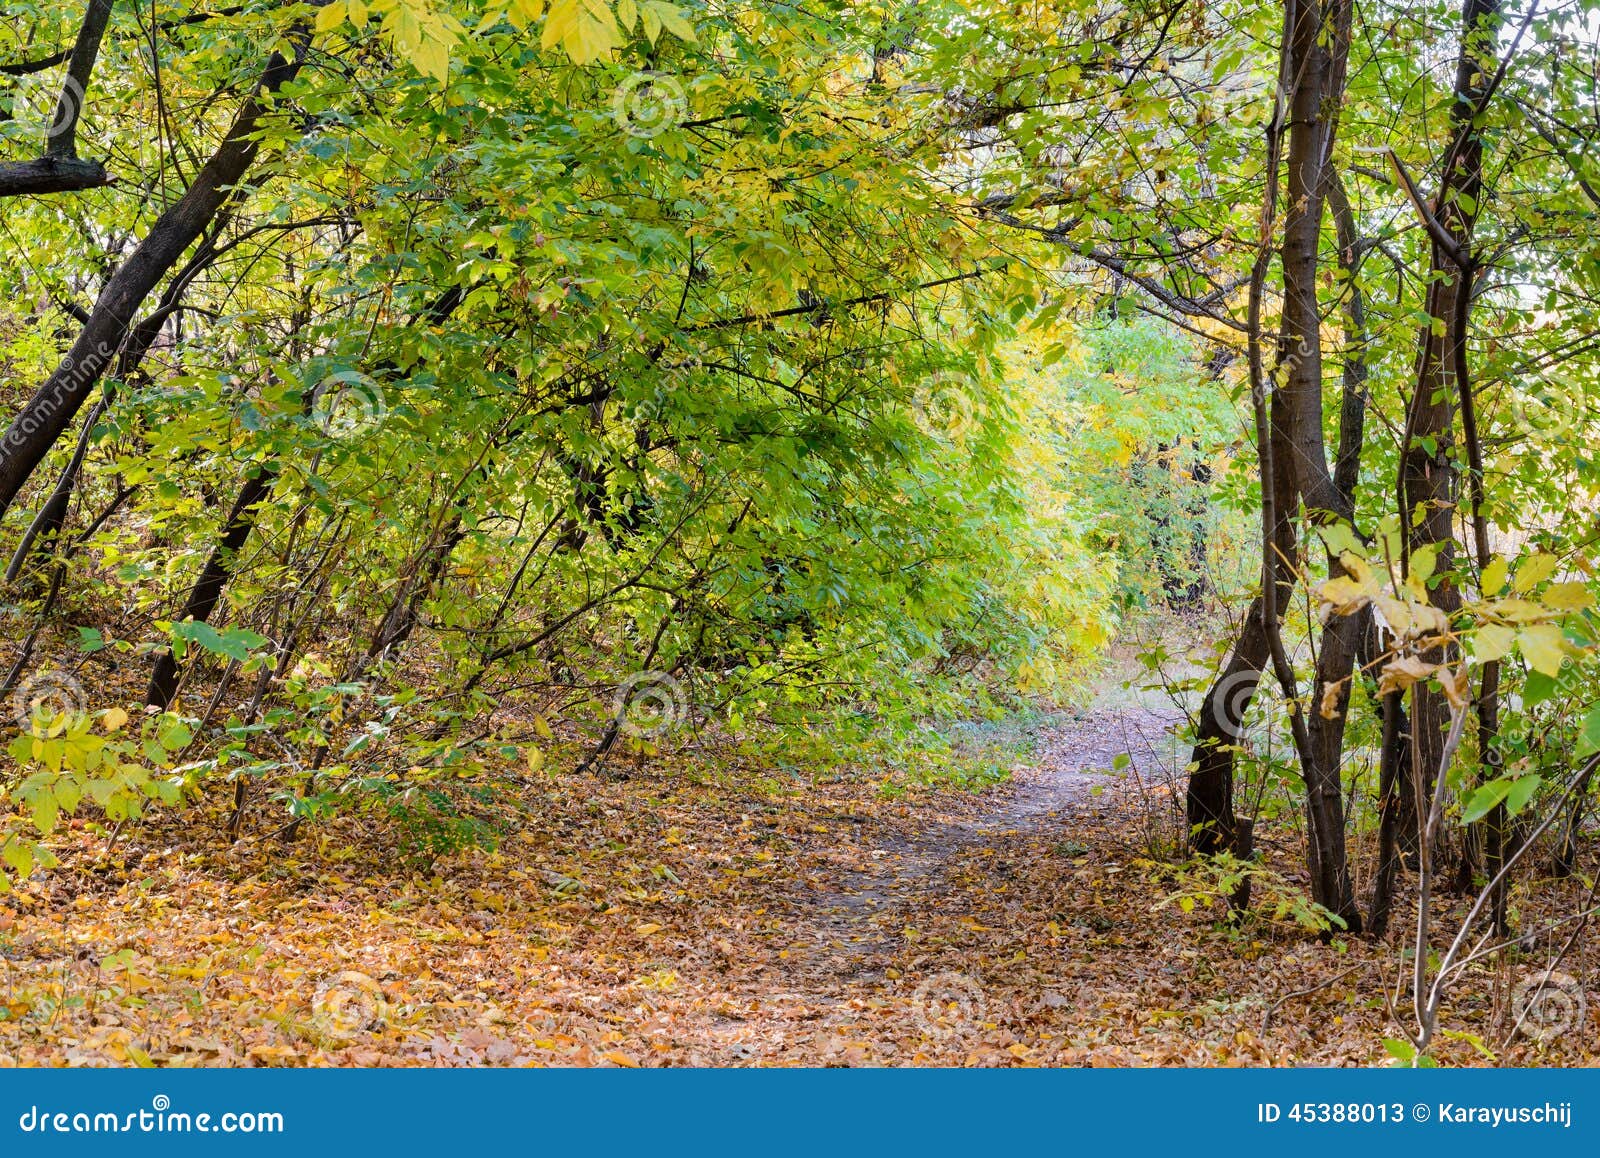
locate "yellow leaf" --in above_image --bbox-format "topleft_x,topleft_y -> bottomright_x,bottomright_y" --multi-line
615,0 -> 637,30
1480,555 -> 1508,596
1519,624 -> 1567,676
1320,575 -> 1370,611
648,1 -> 696,42
1316,523 -> 1363,558
1482,597 -> 1549,624
1544,582 -> 1593,612
315,0 -> 348,34
525,746 -> 544,773
1319,552 -> 1380,612
510,0 -> 546,26
603,1050 -> 640,1067
1471,624 -> 1516,663
412,32 -> 450,81
1374,594 -> 1447,640
1513,552 -> 1560,593
634,922 -> 663,936
101,707 -> 129,733
540,0 -> 574,49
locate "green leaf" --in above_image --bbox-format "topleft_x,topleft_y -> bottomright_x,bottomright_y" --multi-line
1505,774 -> 1541,816
1462,779 -> 1512,824
1383,1037 -> 1416,1062
172,621 -> 267,663
1524,669 -> 1559,706
1578,706 -> 1600,758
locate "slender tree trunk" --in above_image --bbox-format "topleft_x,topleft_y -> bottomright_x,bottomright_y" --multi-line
1276,0 -> 1361,930
0,41 -> 306,517
145,466 -> 277,709
1397,0 -> 1500,882
1188,598 -> 1268,858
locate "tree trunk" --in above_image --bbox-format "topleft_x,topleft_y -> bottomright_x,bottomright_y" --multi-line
1275,0 -> 1361,930
1398,0 -> 1499,877
0,42 -> 306,518
145,466 -> 277,709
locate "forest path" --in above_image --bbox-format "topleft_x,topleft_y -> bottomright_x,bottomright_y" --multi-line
699,695 -> 1189,1063
790,704 -> 1184,975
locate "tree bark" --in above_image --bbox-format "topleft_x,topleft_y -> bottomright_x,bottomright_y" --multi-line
0,156 -> 109,196
0,42 -> 306,518
1275,0 -> 1362,930
1397,0 -> 1499,875
145,466 -> 277,709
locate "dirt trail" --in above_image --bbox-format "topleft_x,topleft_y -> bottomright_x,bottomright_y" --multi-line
744,703 -> 1187,1048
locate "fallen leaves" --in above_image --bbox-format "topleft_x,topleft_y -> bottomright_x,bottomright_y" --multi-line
0,702 -> 1593,1068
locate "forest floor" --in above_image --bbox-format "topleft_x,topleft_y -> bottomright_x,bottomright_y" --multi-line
0,664 -> 1595,1067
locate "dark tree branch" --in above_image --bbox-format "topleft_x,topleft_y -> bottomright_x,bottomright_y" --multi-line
0,155 -> 110,196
